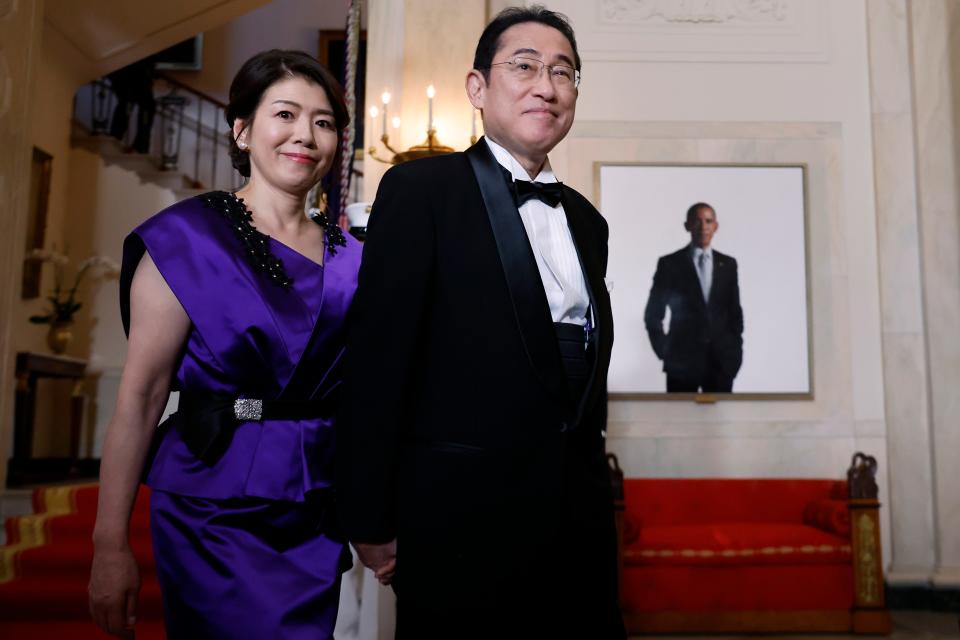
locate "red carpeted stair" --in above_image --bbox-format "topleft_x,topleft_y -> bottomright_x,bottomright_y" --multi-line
0,484 -> 165,639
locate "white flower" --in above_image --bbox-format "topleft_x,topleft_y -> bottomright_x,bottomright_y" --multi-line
27,248 -> 69,265
77,255 -> 121,276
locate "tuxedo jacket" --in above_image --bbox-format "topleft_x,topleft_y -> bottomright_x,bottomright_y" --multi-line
644,246 -> 744,380
337,139 -> 619,620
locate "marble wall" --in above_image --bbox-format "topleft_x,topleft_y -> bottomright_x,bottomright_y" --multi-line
865,0 -> 937,586
907,0 -> 960,589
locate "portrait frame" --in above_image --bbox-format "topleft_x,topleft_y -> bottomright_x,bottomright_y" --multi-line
594,161 -> 814,402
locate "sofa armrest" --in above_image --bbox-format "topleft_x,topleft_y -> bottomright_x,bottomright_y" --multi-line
803,499 -> 851,537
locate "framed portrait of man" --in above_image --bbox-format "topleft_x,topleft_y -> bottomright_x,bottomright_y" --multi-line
598,163 -> 812,398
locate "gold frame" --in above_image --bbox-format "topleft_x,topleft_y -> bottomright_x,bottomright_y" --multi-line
593,161 -> 815,402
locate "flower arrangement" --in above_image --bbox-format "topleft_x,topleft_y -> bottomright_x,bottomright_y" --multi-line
27,249 -> 121,325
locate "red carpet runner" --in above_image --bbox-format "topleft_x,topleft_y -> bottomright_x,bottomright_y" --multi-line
0,484 -> 165,639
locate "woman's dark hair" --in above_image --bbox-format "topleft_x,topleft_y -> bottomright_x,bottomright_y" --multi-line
225,49 -> 350,178
472,5 -> 581,82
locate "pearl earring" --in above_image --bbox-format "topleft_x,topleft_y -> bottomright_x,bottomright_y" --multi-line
238,140 -> 248,151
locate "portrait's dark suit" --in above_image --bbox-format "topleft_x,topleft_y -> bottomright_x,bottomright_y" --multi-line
338,139 -> 624,638
644,247 -> 744,392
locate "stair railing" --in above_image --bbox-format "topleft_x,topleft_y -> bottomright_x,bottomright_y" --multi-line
73,72 -> 363,204
154,73 -> 237,191
73,74 -> 243,192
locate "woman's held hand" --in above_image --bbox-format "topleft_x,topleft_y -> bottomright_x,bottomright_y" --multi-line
88,547 -> 140,638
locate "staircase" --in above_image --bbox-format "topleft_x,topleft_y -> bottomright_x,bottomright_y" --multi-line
71,73 -> 363,215
72,74 -> 242,201
0,484 -> 164,639
71,122 -> 208,203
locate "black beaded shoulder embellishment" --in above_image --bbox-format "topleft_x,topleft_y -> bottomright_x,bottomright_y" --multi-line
200,191 -> 293,288
200,191 -> 349,289
311,210 -> 347,256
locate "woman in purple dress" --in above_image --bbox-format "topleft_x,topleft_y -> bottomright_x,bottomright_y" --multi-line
88,50 -> 361,639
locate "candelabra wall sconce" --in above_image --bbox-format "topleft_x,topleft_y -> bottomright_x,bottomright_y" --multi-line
367,86 -> 479,164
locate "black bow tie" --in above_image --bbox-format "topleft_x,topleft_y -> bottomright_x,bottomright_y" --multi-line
501,166 -> 563,208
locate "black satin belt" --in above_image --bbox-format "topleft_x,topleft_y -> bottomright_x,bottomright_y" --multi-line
160,392 -> 330,465
555,322 -> 595,401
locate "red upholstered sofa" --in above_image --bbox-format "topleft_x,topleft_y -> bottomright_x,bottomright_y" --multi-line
617,459 -> 891,634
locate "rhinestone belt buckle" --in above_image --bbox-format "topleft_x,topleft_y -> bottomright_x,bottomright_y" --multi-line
233,398 -> 263,421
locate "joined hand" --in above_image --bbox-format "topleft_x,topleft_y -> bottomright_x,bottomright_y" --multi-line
354,539 -> 397,585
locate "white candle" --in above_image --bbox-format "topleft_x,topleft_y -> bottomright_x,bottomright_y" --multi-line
471,109 -> 477,138
392,116 -> 401,129
426,85 -> 436,132
369,106 -> 379,140
381,91 -> 391,137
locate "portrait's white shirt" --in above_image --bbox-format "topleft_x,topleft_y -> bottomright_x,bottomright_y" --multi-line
691,244 -> 713,301
485,137 -> 590,327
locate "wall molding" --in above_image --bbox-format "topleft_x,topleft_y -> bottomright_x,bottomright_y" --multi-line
561,0 -> 829,63
601,0 -> 789,25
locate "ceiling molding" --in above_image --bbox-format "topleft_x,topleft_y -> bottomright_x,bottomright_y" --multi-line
43,0 -> 270,82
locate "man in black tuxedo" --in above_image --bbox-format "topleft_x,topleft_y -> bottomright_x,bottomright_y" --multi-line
644,202 -> 744,392
338,6 -> 625,639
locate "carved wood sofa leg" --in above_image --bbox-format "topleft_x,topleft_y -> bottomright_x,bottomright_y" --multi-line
848,452 -> 892,635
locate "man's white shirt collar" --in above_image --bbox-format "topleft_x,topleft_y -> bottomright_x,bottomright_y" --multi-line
482,137 -> 588,326
691,244 -> 713,259
484,137 -> 558,185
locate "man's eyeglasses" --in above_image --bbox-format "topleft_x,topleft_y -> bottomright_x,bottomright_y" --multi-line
487,56 -> 581,89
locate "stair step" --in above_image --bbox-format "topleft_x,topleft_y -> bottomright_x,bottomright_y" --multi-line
0,490 -> 33,546
0,620 -> 166,639
70,125 -> 206,196
14,537 -> 155,576
0,575 -> 164,620
137,170 -> 194,191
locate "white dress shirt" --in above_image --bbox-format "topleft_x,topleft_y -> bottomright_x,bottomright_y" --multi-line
692,245 -> 713,302
485,137 -> 590,326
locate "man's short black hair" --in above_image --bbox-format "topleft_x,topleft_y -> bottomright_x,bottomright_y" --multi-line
686,202 -> 716,223
473,5 -> 581,82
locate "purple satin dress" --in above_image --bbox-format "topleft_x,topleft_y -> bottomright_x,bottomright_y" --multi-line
119,192 -> 362,639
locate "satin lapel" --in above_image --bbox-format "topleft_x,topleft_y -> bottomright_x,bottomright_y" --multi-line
465,139 -> 571,413
562,190 -> 611,426
707,253 -> 727,311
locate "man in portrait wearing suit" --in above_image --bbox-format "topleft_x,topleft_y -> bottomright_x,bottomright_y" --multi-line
644,202 -> 744,393
337,5 -> 625,639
